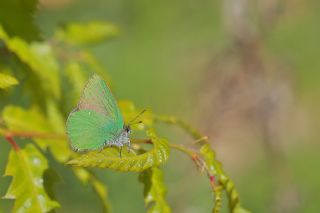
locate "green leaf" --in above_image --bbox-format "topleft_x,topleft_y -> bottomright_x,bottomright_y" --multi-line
67,129 -> 169,172
55,21 -> 119,46
43,169 -> 61,201
0,26 -> 60,98
3,144 -> 60,213
2,105 -> 71,162
139,167 -> 171,213
0,0 -> 40,41
64,61 -> 88,101
73,168 -> 111,213
0,72 -> 18,89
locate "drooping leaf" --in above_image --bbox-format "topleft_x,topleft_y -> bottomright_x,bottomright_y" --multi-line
139,167 -> 171,213
0,72 -> 18,89
0,26 -> 60,98
2,105 -> 71,162
0,0 -> 40,41
67,129 -> 169,172
73,168 -> 111,213
3,144 -> 60,213
55,21 -> 119,46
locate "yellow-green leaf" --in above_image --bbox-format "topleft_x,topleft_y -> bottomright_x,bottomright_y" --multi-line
64,61 -> 88,102
55,21 -> 119,46
0,26 -> 60,98
67,129 -> 169,172
0,0 -> 40,41
2,105 -> 71,162
73,168 -> 111,213
139,167 -> 171,213
3,144 -> 60,213
0,72 -> 18,89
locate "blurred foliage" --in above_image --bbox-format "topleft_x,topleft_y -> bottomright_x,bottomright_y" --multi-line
0,72 -> 18,89
55,21 -> 119,46
0,0 -> 40,41
139,167 -> 171,213
0,0 -> 248,212
3,144 -> 60,212
2,0 -> 319,212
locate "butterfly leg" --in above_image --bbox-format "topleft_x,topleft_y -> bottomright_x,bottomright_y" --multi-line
119,146 -> 122,158
127,142 -> 131,153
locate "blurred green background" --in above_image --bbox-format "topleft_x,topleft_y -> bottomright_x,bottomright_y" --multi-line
1,0 -> 320,212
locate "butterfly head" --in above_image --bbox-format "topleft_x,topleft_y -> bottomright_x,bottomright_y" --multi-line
124,125 -> 131,133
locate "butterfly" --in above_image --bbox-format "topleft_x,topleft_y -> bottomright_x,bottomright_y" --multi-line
66,74 -> 143,154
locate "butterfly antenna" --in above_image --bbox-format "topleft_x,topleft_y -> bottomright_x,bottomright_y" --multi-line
128,109 -> 146,126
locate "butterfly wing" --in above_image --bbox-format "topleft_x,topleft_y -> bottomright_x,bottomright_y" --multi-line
77,74 -> 123,127
66,74 -> 124,151
66,110 -> 120,151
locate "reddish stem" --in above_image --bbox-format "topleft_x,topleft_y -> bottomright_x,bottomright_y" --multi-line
5,133 -> 20,152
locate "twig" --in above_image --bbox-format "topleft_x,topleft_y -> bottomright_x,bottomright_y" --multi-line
5,133 -> 20,152
0,128 -> 66,140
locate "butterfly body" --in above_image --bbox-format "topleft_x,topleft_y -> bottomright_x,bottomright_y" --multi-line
66,74 -> 130,152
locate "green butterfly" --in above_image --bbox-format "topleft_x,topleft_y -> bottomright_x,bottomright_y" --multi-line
66,74 -> 132,153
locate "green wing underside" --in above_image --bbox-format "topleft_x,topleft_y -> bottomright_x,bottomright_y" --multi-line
66,74 -> 124,151
78,74 -> 123,128
67,110 -> 122,151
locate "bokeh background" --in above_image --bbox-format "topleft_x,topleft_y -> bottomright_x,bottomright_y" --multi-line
1,0 -> 320,212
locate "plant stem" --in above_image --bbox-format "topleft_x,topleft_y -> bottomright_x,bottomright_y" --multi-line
0,128 -> 66,140
4,133 -> 20,152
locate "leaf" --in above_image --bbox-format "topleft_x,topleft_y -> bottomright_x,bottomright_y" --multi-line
55,21 -> 119,46
0,26 -> 60,98
139,167 -> 171,213
64,61 -> 88,102
0,0 -> 40,41
2,144 -> 60,213
2,105 -> 71,162
0,72 -> 18,89
67,129 -> 170,172
73,168 -> 111,213
43,169 -> 61,201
